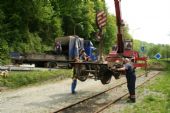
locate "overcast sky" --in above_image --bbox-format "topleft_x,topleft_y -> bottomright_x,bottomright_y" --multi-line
105,0 -> 170,44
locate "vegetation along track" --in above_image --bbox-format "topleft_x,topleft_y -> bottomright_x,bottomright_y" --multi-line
53,71 -> 160,113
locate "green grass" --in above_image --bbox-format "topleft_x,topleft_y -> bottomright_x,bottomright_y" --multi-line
147,59 -> 170,70
160,58 -> 170,61
0,69 -> 73,88
123,70 -> 170,113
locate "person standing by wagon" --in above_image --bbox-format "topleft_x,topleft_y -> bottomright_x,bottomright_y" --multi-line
117,58 -> 136,103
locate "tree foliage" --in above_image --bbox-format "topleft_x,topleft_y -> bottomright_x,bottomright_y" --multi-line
0,0 -> 117,63
0,0 -> 169,64
133,39 -> 170,59
104,15 -> 117,53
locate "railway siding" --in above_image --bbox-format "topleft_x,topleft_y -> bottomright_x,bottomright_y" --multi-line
0,71 -> 159,113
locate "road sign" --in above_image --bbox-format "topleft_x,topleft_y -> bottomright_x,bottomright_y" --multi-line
96,11 -> 107,29
154,53 -> 161,60
141,46 -> 144,52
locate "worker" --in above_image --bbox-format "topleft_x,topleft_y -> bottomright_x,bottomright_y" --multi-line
125,42 -> 132,50
71,59 -> 78,94
55,41 -> 62,55
71,49 -> 89,94
79,49 -> 89,62
117,58 -> 136,103
71,76 -> 77,94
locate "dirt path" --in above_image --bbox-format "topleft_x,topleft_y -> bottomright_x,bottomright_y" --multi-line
0,71 -> 159,113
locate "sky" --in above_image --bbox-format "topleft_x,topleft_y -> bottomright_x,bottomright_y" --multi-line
105,0 -> 170,44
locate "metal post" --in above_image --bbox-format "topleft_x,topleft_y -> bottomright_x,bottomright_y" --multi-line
145,59 -> 148,77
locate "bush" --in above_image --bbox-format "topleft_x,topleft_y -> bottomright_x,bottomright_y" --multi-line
0,39 -> 10,65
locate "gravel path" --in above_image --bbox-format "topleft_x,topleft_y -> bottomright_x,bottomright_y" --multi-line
0,71 -> 159,113
55,71 -> 160,113
0,74 -> 127,113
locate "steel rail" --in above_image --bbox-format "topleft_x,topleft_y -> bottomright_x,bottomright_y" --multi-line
95,71 -> 160,113
53,72 -> 150,113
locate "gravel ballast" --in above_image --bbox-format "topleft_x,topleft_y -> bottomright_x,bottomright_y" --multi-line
0,71 -> 159,113
0,75 -> 127,113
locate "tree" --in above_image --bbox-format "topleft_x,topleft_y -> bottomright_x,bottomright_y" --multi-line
103,15 -> 117,53
0,0 -> 130,64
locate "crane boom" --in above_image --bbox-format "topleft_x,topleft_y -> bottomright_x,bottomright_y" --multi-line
114,0 -> 124,53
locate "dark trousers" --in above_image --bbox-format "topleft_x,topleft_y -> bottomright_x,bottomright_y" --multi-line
126,74 -> 136,96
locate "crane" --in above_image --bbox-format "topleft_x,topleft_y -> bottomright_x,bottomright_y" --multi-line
114,0 -> 124,53
71,0 -> 148,86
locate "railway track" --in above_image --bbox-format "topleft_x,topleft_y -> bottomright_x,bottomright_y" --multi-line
53,71 -> 160,113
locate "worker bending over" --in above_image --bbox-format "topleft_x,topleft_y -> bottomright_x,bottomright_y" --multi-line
71,49 -> 89,94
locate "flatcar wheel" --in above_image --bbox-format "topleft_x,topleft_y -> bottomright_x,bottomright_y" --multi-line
100,74 -> 112,84
99,65 -> 112,84
46,62 -> 57,68
75,65 -> 88,82
113,71 -> 120,79
77,71 -> 88,81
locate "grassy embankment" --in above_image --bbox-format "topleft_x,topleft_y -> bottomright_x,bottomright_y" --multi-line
123,60 -> 170,113
0,69 -> 73,88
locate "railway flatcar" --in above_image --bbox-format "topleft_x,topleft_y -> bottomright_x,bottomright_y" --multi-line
10,36 -> 97,68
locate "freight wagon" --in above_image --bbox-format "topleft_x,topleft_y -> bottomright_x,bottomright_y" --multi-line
10,35 -> 97,68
